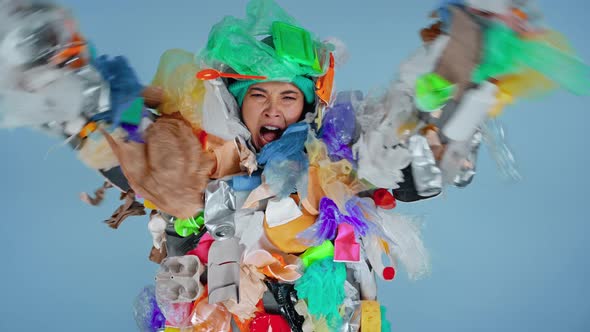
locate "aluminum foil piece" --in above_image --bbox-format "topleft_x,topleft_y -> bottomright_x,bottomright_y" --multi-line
440,130 -> 483,187
453,130 -> 482,187
75,65 -> 111,120
408,135 -> 443,197
204,180 -> 236,240
339,281 -> 361,332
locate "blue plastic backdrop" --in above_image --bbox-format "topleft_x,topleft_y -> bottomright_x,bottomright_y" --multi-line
0,0 -> 588,331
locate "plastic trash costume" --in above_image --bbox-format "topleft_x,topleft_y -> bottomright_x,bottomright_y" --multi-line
0,0 -> 588,331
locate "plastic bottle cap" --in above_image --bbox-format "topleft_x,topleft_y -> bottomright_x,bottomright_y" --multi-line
372,188 -> 396,209
383,266 -> 396,280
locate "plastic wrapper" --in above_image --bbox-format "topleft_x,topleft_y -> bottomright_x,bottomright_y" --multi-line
483,119 -> 521,181
75,64 -> 111,121
102,115 -> 214,219
265,280 -> 306,331
0,66 -> 84,129
363,234 -> 397,281
338,281 -> 361,332
0,2 -> 74,67
494,30 -> 572,99
320,102 -> 356,162
298,197 -> 370,247
188,297 -> 232,331
257,122 -> 309,199
204,180 -> 236,240
200,0 -> 329,81
306,135 -> 366,210
222,264 -> 267,321
371,210 -> 430,280
158,301 -> 194,329
295,258 -> 347,330
77,127 -> 125,171
346,259 -> 376,301
295,300 -> 315,332
151,49 -> 205,128
201,80 -> 250,141
298,197 -> 341,246
473,23 -> 590,95
243,249 -> 301,282
353,129 -> 412,189
92,55 -> 142,124
148,213 -> 168,250
133,285 -> 166,332
234,210 -> 265,252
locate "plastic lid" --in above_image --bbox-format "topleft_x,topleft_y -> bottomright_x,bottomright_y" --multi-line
272,21 -> 318,68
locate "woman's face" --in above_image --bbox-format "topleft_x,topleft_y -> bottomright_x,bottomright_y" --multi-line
241,81 -> 305,150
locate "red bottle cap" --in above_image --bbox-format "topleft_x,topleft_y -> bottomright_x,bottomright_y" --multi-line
372,188 -> 396,209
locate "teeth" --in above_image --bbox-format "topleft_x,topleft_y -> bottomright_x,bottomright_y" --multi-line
263,126 -> 280,131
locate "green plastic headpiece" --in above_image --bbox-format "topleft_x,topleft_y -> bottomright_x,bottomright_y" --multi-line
200,0 -> 330,82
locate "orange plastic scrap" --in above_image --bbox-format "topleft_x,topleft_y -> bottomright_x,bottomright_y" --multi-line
78,121 -> 97,138
511,7 -> 528,20
52,33 -> 88,68
188,287 -> 232,331
315,53 -> 335,105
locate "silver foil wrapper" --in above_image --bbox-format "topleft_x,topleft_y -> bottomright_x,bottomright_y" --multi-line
439,130 -> 483,187
204,180 -> 236,240
408,135 -> 443,197
76,65 -> 111,120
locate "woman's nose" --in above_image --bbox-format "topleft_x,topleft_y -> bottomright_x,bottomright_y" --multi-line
263,103 -> 282,118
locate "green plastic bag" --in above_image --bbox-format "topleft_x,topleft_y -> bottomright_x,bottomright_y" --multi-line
473,23 -> 589,95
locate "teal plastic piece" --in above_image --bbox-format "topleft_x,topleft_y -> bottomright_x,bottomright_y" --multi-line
119,97 -> 144,125
473,23 -> 590,95
380,305 -> 391,332
294,258 -> 346,329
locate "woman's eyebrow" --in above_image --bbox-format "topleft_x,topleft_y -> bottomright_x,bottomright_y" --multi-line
280,90 -> 300,95
249,87 -> 268,94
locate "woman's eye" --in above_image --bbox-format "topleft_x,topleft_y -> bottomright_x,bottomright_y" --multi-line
283,96 -> 296,101
251,93 -> 265,98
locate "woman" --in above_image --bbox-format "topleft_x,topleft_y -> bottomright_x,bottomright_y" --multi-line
0,0 -> 588,331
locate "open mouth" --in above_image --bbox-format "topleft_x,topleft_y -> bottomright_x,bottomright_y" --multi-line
260,125 -> 284,145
